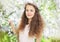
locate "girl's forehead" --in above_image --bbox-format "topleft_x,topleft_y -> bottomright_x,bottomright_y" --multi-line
26,5 -> 35,9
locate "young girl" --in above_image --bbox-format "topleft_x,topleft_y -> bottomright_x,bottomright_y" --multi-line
9,3 -> 45,42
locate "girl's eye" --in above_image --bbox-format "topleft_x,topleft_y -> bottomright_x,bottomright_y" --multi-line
26,9 -> 33,12
30,10 -> 33,12
26,10 -> 29,12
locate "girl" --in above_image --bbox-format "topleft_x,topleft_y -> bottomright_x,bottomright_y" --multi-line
9,3 -> 45,42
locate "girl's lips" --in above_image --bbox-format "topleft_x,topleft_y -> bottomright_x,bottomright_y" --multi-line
27,14 -> 32,16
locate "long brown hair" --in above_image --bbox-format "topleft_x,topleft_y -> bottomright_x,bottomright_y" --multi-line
17,3 -> 45,38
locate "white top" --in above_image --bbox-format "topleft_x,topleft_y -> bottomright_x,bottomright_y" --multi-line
19,24 -> 35,42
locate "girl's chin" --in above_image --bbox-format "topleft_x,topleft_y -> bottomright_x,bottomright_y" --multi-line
27,17 -> 32,19
27,16 -> 34,19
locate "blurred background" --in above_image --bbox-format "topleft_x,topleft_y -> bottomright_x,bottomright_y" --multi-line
0,0 -> 60,42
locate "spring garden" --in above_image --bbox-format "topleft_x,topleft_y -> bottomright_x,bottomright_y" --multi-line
0,0 -> 60,42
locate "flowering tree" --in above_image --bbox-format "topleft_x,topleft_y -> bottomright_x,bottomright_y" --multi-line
0,0 -> 60,42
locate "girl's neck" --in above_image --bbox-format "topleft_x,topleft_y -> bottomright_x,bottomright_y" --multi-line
28,19 -> 32,24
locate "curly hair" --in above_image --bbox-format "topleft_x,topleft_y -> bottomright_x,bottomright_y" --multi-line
17,3 -> 45,38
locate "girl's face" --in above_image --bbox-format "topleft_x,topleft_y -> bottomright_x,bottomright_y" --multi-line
26,5 -> 35,19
